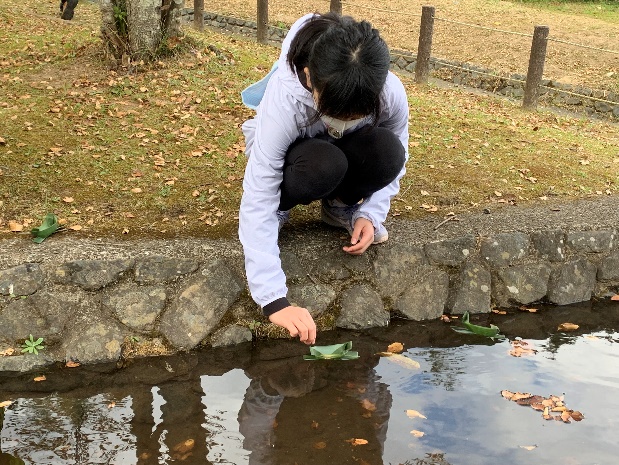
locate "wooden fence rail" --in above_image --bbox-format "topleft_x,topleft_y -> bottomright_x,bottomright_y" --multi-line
191,0 -> 550,111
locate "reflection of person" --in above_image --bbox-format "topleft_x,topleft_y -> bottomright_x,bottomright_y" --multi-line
238,349 -> 392,465
239,13 -> 409,345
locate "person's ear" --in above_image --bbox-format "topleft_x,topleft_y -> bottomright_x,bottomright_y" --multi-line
303,66 -> 312,89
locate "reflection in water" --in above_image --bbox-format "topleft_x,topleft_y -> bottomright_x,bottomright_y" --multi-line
1,302 -> 619,464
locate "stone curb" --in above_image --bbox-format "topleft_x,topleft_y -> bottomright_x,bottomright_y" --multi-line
1,196 -> 618,372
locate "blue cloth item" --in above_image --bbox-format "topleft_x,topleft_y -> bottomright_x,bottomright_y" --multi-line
241,62 -> 279,110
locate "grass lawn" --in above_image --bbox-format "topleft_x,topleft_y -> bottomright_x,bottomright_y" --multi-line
1,0 -> 618,242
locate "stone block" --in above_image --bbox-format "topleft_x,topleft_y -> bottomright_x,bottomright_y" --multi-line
424,235 -> 476,266
448,261 -> 492,314
288,283 -> 336,318
566,230 -> 614,253
103,285 -> 167,333
531,230 -> 565,262
373,244 -> 427,297
480,233 -> 529,267
394,266 -> 449,320
597,250 -> 619,281
210,325 -> 252,347
492,263 -> 552,307
547,259 -> 597,305
134,256 -> 198,283
52,259 -> 133,290
0,263 -> 43,296
336,284 -> 389,329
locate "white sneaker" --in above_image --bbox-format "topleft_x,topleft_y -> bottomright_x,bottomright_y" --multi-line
321,199 -> 388,244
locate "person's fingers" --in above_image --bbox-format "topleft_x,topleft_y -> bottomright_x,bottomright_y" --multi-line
344,224 -> 373,255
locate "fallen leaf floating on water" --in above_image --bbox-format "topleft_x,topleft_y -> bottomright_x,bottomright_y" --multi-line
361,399 -> 376,412
33,375 -> 46,382
519,445 -> 537,451
0,400 -> 13,408
440,314 -> 451,323
501,391 -> 583,423
509,340 -> 537,357
347,438 -> 368,446
558,322 -> 579,332
376,352 -> 421,369
65,360 -> 80,368
313,441 -> 327,449
611,295 -> 619,301
519,306 -> 538,313
406,409 -> 427,419
410,430 -> 425,438
387,342 -> 404,353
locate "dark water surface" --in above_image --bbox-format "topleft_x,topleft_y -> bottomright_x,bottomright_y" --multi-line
1,301 -> 619,465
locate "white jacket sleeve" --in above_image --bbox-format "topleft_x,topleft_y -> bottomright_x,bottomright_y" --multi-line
239,86 -> 303,312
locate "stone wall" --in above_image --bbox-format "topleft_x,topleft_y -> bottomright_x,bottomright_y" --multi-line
1,227 -> 617,372
182,9 -> 619,121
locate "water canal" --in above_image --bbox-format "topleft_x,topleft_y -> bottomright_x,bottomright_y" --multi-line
1,301 -> 618,465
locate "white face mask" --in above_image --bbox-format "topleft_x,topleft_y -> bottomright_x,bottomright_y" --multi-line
320,115 -> 366,139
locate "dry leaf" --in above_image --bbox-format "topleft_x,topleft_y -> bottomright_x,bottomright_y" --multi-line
172,439 -> 195,453
311,420 -> 319,429
558,323 -> 579,332
65,360 -> 80,368
131,187 -> 143,193
410,430 -> 425,438
361,399 -> 376,412
519,445 -> 537,451
313,441 -> 327,449
0,348 -> 15,356
405,409 -> 427,419
0,400 -> 13,408
611,295 -> 619,301
9,221 -> 24,232
381,353 -> 421,370
492,309 -> 507,315
440,314 -> 451,323
108,401 -> 116,408
570,411 -> 585,421
69,225 -> 82,231
387,342 -> 404,353
501,390 -> 515,400
519,306 -> 538,313
347,438 -> 368,446
34,375 -> 46,382
62,197 -> 74,203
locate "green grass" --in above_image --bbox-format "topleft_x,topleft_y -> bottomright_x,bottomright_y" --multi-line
505,0 -> 619,22
1,0 -> 618,241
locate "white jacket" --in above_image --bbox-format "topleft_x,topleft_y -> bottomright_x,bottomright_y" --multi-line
239,13 -> 410,312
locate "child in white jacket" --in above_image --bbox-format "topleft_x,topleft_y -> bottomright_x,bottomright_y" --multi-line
239,12 -> 409,345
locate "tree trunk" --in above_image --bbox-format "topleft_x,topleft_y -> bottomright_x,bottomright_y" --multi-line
127,0 -> 162,58
100,0 -> 185,63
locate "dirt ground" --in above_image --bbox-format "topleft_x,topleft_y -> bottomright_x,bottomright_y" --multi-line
193,0 -> 619,93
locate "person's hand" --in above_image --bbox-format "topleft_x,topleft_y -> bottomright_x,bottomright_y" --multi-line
343,217 -> 374,255
268,306 -> 316,345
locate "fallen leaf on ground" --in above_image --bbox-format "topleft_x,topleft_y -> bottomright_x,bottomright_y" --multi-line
9,221 -> 24,232
0,348 -> 15,356
558,322 -> 579,331
62,197 -> 74,203
406,409 -> 427,419
410,430 -> 425,437
387,342 -> 404,353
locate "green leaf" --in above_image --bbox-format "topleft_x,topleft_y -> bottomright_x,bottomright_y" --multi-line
304,341 -> 359,360
30,213 -> 60,243
452,311 -> 504,340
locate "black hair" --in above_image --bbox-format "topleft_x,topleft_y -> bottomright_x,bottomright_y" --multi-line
287,13 -> 390,122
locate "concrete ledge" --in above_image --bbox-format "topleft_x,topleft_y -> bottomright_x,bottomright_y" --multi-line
1,196 -> 618,372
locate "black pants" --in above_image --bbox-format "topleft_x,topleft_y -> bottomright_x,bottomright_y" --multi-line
278,126 -> 406,211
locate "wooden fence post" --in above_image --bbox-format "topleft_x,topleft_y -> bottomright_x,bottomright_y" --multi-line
330,0 -> 342,15
193,0 -> 204,31
415,5 -> 435,85
257,0 -> 268,44
523,25 -> 549,110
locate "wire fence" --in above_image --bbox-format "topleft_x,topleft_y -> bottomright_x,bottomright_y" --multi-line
188,0 -> 619,117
